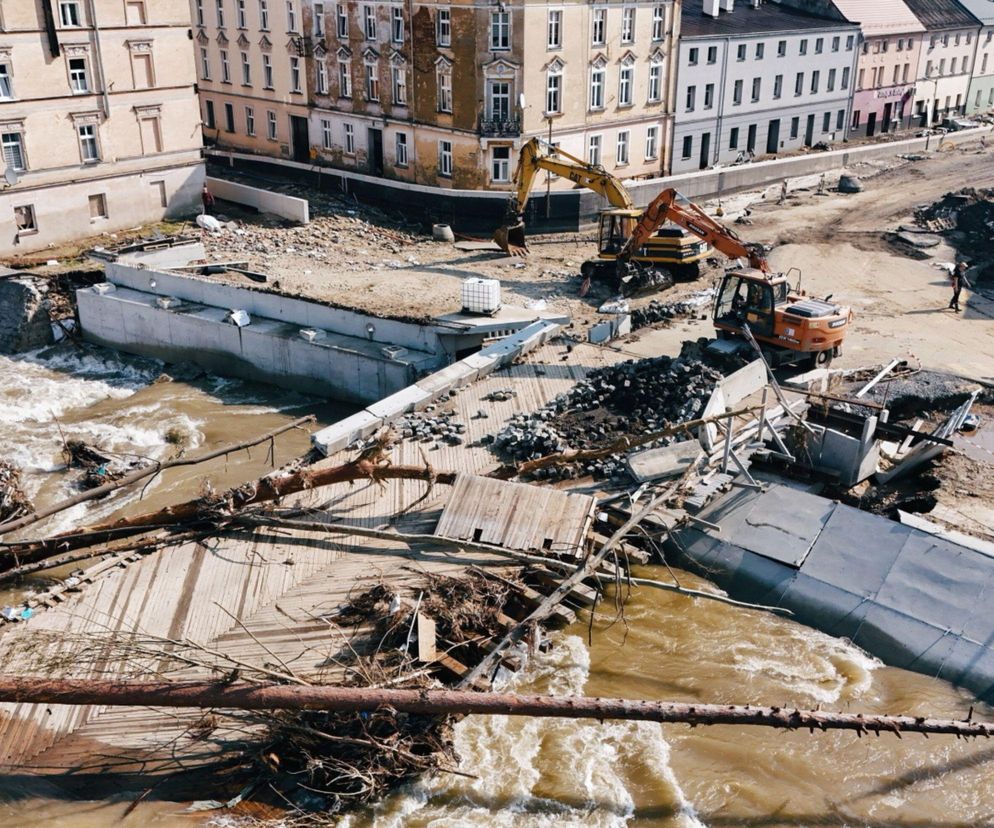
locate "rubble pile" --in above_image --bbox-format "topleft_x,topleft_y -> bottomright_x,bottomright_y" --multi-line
0,461 -> 32,524
490,356 -> 721,480
395,399 -> 469,447
631,289 -> 715,331
916,188 -> 994,279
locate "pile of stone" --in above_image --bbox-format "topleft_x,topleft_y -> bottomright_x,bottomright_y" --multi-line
630,289 -> 715,331
916,188 -> 994,280
489,355 -> 721,481
396,399 -> 468,447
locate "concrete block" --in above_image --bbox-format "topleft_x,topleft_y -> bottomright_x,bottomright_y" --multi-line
699,385 -> 726,451
416,361 -> 477,399
207,176 -> 310,224
719,359 -> 766,406
783,367 -> 832,394
462,351 -> 502,380
615,313 -> 632,338
365,385 -> 432,421
588,320 -> 614,344
628,441 -> 704,483
311,410 -> 384,456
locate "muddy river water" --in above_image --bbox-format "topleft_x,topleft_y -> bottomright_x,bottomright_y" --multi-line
1,345 -> 992,827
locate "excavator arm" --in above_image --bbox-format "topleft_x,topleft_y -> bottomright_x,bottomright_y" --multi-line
494,138 -> 633,254
618,189 -> 770,273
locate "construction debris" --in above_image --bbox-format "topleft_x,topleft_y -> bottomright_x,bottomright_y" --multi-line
0,461 -> 32,524
630,289 -> 714,331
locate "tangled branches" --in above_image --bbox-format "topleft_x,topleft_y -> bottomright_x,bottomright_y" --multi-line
0,461 -> 32,523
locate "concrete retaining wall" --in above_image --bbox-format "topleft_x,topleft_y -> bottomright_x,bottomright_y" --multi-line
0,275 -> 52,354
206,177 -> 310,224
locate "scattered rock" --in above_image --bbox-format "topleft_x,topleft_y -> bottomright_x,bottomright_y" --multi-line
838,175 -> 864,194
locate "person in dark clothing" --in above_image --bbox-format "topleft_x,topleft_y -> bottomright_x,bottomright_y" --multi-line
949,261 -> 971,312
201,184 -> 216,215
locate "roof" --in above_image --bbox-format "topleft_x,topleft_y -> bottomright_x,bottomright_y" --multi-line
902,0 -> 979,30
681,3 -> 854,38
830,0 -> 926,35
953,0 -> 994,26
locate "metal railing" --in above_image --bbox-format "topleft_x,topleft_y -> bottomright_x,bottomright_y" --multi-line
479,115 -> 521,137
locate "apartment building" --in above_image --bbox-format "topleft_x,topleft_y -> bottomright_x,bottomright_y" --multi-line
0,0 -> 203,255
671,0 -> 858,174
306,0 -> 679,189
956,0 -> 994,115
904,0 -> 980,125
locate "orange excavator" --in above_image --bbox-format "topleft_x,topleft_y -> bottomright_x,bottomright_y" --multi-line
618,189 -> 853,367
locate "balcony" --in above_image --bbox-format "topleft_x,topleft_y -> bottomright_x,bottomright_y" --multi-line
480,115 -> 521,137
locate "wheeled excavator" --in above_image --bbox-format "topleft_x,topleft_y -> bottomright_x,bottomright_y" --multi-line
493,138 -> 711,289
627,188 -> 854,367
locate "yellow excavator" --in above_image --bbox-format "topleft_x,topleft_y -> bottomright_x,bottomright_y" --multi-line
493,138 -> 711,290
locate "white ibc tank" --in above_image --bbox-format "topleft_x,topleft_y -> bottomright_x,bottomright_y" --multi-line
461,277 -> 502,315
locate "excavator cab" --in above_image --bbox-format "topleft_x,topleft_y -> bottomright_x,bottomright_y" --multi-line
714,270 -> 787,338
598,210 -> 640,256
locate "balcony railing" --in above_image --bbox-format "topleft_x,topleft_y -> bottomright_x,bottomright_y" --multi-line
480,115 -> 521,137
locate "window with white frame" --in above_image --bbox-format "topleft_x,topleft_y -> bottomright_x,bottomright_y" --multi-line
245,106 -> 255,134
321,118 -> 332,149
224,101 -> 235,131
704,82 -> 713,108
773,73 -> 782,98
200,48 -> 211,80
290,56 -> 302,91
339,59 -> 352,96
0,64 -> 11,101
287,0 -> 297,31
621,7 -> 635,43
616,130 -> 629,165
589,65 -> 605,109
78,123 -> 99,162
215,0 -> 224,27
491,11 -> 509,50
69,57 -> 90,92
219,49 -> 230,82
60,1 -> 82,26
437,8 -> 450,46
648,60 -> 662,101
344,122 -> 355,152
751,76 -> 761,102
827,67 -> 835,91
263,53 -> 273,87
732,78 -> 742,105
395,131 -> 408,166
686,84 -> 695,111
546,66 -> 562,113
588,133 -> 601,166
619,63 -> 633,106
237,0 -> 247,27
488,80 -> 510,120
259,0 -> 269,28
266,109 -> 277,139
241,51 -> 251,84
437,63 -> 452,111
337,3 -> 348,36
841,66 -> 849,89
363,6 -> 376,39
438,139 -> 452,177
491,145 -> 510,182
391,7 -> 404,42
645,124 -> 658,159
652,4 -> 664,40
317,61 -> 328,93
365,62 -> 378,100
196,0 -> 205,26
314,2 -> 325,35
547,10 -> 561,49
392,65 -> 406,104
592,7 -> 606,46
14,204 -> 36,233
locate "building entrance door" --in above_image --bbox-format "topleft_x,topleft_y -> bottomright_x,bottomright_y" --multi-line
290,115 -> 310,162
367,128 -> 384,175
766,119 -> 780,154
804,114 -> 815,146
882,102 -> 893,133
699,132 -> 710,170
866,111 -> 877,136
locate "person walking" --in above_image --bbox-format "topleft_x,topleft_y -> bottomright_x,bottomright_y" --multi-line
948,261 -> 971,313
201,184 -> 216,216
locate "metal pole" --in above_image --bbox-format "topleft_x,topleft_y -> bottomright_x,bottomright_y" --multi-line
545,117 -> 552,220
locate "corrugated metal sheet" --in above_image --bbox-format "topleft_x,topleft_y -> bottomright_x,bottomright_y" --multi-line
904,0 -> 980,30
831,0 -> 926,35
952,0 -> 994,26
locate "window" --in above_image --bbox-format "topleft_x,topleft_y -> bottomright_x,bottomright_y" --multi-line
827,68 -> 835,91
88,194 -> 107,221
790,116 -> 799,138
592,8 -> 606,46
287,0 -> 297,31
14,205 -> 36,233
832,36 -> 840,52
260,0 -> 270,29
645,125 -> 658,159
841,66 -> 849,89
437,8 -> 450,46
317,61 -> 328,93
707,46 -> 717,64
314,2 -> 325,34
590,66 -> 605,109
392,65 -> 406,104
263,54 -> 273,88
810,70 -> 819,94
648,61 -> 662,101
951,57 -> 958,75
681,135 -> 692,159
857,67 -> 864,89
220,49 -> 230,83
491,11 -> 509,50
924,60 -> 932,79
488,80 -> 510,120
751,77 -> 760,102
200,48 -> 211,80
939,58 -> 945,75
365,62 -> 378,100
491,146 -> 510,182
704,82 -> 714,109
799,38 -> 807,55
339,59 -> 352,96
622,7 -> 635,44
815,37 -> 823,54
897,37 -> 903,52
241,51 -> 251,84
224,102 -> 235,131
892,65 -> 899,85
588,134 -> 601,166
548,10 -> 562,49
337,3 -> 348,37
794,71 -> 803,96
652,5 -> 664,41
777,39 -> 786,57
729,127 -> 739,149
204,99 -> 216,128
267,109 -> 277,139
78,123 -> 99,162
238,0 -> 247,27
290,56 -> 301,91
546,68 -> 562,113
686,84 -> 696,111
391,7 -> 404,42
438,139 -> 452,177
836,109 -> 844,130
773,74 -> 782,98
437,65 -> 451,111
363,5 -> 376,39
755,42 -> 764,59
737,44 -> 746,61
616,130 -> 629,165
196,0 -> 205,26
395,132 -> 408,166
955,33 -> 961,46
245,106 -> 255,135
688,47 -> 699,66
216,0 -> 225,27
138,115 -> 162,154
619,65 -> 633,106
69,57 -> 89,92
851,109 -> 860,128
822,111 -> 830,132
321,118 -> 332,149
733,79 -> 742,105
60,1 -> 82,26
846,35 -> 854,50
344,122 -> 355,153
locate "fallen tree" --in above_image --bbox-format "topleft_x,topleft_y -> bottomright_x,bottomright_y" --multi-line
0,677 -> 989,738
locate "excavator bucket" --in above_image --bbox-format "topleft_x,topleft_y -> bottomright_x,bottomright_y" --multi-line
493,222 -> 528,257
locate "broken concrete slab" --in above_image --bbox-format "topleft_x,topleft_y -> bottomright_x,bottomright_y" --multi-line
627,440 -> 704,483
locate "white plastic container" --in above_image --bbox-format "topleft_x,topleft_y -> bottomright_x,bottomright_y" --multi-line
461,278 -> 502,316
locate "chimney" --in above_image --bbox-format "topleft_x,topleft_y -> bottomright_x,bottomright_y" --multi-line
704,0 -> 720,16
719,0 -> 735,11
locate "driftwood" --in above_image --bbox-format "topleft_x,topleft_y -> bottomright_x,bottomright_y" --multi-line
0,677 -> 989,738
0,415 -> 318,537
